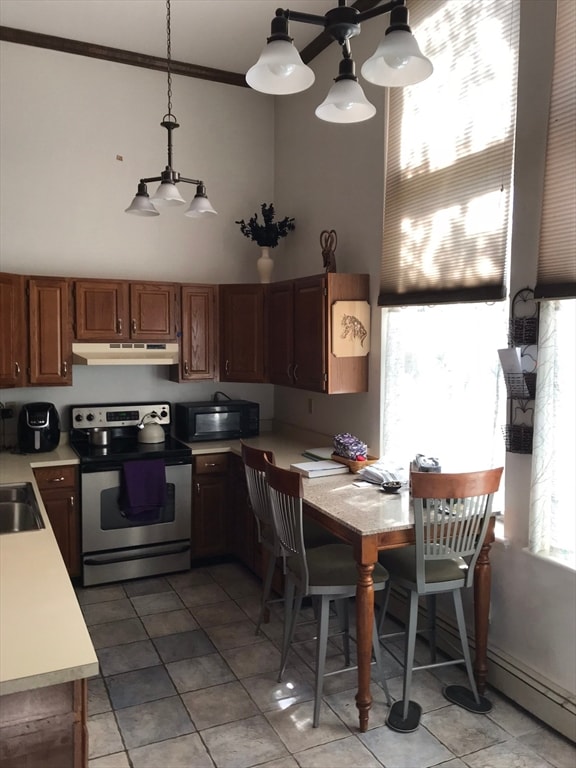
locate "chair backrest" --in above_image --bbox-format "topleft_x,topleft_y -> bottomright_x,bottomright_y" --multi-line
240,441 -> 276,550
410,467 -> 503,591
264,458 -> 310,591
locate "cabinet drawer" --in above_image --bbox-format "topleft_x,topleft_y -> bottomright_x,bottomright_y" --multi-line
33,465 -> 77,491
194,454 -> 228,475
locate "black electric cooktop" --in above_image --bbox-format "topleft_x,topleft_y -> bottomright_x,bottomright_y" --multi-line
70,434 -> 192,469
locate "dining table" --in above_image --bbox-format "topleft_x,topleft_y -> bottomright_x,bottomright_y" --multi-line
299,473 -> 495,733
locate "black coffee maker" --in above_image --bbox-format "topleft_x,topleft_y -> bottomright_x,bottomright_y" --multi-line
17,402 -> 61,453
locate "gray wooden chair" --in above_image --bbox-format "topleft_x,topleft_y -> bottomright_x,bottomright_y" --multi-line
264,457 -> 392,727
378,467 -> 503,733
241,441 -> 340,635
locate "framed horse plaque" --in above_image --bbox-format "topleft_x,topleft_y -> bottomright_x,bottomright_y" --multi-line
331,300 -> 371,357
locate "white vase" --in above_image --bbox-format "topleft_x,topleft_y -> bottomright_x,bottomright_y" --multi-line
256,247 -> 274,283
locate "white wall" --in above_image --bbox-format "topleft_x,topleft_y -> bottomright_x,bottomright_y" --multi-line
1,0 -> 574,734
0,39 -> 276,421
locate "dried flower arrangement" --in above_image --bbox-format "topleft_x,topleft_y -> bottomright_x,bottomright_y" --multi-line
236,203 -> 295,248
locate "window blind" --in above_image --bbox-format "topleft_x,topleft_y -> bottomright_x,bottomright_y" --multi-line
379,0 -> 520,306
535,0 -> 576,300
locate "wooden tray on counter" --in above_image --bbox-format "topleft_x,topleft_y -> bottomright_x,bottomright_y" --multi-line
330,453 -> 379,473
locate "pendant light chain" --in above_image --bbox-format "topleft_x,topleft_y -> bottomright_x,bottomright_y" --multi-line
124,0 -> 216,217
165,0 -> 174,120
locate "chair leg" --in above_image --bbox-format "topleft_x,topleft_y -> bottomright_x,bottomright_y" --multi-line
386,589 -> 422,732
334,598 -> 351,666
371,611 -> 392,705
278,578 -> 296,682
442,590 -> 492,714
426,594 -> 437,664
313,596 -> 331,728
375,582 -> 391,636
256,550 -> 277,635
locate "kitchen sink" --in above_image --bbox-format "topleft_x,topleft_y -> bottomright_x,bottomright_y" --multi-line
0,484 -> 45,534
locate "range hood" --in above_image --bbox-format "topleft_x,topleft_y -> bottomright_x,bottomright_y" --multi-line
72,343 -> 179,366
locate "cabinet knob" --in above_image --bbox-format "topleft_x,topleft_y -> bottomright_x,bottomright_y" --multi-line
14,362 -> 21,375
50,477 -> 65,483
293,363 -> 299,382
287,363 -> 293,379
62,361 -> 68,375
184,361 -> 189,375
69,495 -> 75,508
117,318 -> 123,334
225,360 -> 230,375
132,319 -> 137,333
196,483 -> 200,494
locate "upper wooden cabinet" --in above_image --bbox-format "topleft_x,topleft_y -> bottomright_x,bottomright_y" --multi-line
268,273 -> 370,394
219,284 -> 266,383
74,279 -> 177,341
74,279 -> 129,340
170,284 -> 217,382
0,272 -> 27,388
28,277 -> 73,386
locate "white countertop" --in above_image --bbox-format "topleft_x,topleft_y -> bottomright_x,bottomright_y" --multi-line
0,445 -> 99,695
0,432 -> 411,696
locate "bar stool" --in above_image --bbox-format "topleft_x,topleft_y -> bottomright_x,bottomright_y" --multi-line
265,457 -> 392,727
378,467 -> 503,732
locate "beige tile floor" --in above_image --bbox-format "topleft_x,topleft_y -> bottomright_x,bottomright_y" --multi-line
76,562 -> 576,768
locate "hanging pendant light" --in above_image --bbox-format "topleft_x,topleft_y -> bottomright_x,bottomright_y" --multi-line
246,0 -> 433,122
316,45 -> 376,124
125,0 -> 216,218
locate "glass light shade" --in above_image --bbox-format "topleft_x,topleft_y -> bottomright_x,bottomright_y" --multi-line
246,39 -> 315,95
184,194 -> 217,218
151,181 -> 186,205
361,30 -> 433,87
315,79 -> 376,124
125,195 -> 159,217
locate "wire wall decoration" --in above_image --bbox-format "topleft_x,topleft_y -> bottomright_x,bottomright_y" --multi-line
500,287 -> 539,454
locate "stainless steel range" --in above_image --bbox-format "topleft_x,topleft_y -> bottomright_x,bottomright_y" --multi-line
69,402 -> 192,587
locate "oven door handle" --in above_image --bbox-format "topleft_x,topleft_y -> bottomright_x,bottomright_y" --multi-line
84,543 -> 190,566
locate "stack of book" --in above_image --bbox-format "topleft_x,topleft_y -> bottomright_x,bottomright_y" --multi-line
290,459 -> 349,478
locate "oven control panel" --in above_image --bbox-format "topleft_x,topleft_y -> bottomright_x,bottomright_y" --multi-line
71,403 -> 171,428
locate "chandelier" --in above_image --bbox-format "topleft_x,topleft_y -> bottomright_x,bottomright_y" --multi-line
246,0 -> 433,124
125,0 -> 216,218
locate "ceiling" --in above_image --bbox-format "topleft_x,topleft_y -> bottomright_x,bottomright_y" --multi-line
0,0 -> 340,77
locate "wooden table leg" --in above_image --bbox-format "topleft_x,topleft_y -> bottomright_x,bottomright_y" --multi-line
473,523 -> 494,694
355,560 -> 375,732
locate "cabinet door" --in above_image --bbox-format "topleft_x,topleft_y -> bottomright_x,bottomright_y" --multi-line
33,466 -> 80,578
74,279 -> 129,340
0,272 -> 27,387
219,285 -> 266,382
178,285 -> 217,380
192,471 -> 228,560
267,280 -> 294,386
228,454 -> 259,575
293,275 -> 327,392
28,277 -> 72,386
129,283 -> 177,340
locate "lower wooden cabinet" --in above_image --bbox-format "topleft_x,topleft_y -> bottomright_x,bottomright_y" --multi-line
0,679 -> 87,768
228,454 -> 259,574
33,466 -> 81,579
191,454 -> 229,559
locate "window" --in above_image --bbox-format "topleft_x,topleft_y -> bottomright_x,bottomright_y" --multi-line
529,300 -> 576,568
529,0 -> 576,569
379,0 -> 518,490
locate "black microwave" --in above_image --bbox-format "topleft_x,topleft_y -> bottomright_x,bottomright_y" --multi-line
174,400 -> 260,442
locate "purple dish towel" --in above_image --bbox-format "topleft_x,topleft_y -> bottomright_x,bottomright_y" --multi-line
119,459 -> 167,517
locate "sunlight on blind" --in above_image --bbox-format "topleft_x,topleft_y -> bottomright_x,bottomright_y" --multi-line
380,0 -> 519,303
